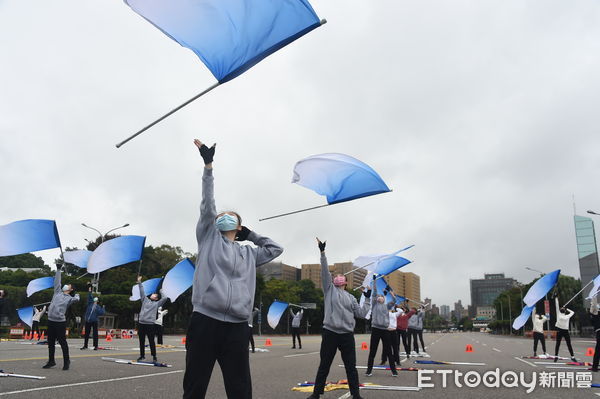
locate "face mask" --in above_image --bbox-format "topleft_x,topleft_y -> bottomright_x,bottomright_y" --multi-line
377,296 -> 385,304
333,276 -> 346,287
216,214 -> 238,231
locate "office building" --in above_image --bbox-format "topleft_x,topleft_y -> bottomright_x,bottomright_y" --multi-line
470,273 -> 516,318
574,215 -> 600,306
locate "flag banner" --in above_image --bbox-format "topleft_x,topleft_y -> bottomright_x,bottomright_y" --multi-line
87,236 -> 146,274
0,219 -> 61,257
63,250 -> 92,269
512,305 -> 535,330
124,0 -> 322,83
17,306 -> 34,328
267,300 -> 289,329
292,153 -> 391,205
523,270 -> 560,307
395,295 -> 406,305
587,274 -> 600,299
130,278 -> 162,301
162,258 -> 195,301
26,276 -> 54,297
353,245 -> 414,272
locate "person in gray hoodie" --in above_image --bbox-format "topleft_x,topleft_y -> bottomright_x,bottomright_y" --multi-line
43,267 -> 80,370
365,279 -> 397,376
407,307 -> 425,354
307,239 -> 371,399
183,139 -> 283,399
290,308 -> 304,349
136,276 -> 169,362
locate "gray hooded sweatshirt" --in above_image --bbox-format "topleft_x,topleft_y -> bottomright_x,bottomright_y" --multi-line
321,253 -> 370,334
138,283 -> 168,325
48,268 -> 80,322
192,168 -> 284,323
408,310 -> 424,330
370,283 -> 395,330
290,308 -> 303,328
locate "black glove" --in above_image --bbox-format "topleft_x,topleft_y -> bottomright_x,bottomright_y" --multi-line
363,289 -> 372,299
385,285 -> 391,292
235,226 -> 251,241
198,144 -> 216,165
318,239 -> 326,252
372,274 -> 377,281
383,290 -> 388,296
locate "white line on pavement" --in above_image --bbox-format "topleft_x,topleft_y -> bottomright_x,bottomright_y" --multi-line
492,348 -> 501,353
0,370 -> 184,396
284,351 -> 320,358
513,357 -> 537,368
545,366 -> 589,370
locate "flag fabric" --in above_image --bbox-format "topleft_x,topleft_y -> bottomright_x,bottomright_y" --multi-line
87,236 -> 146,274
267,300 -> 289,329
523,270 -> 560,307
292,153 -> 391,205
353,246 -> 414,273
124,0 -> 322,83
17,306 -> 34,328
162,258 -> 195,301
0,219 -> 61,257
63,250 -> 93,269
586,274 -> 600,299
26,276 -> 54,297
512,305 -> 535,330
130,278 -> 163,301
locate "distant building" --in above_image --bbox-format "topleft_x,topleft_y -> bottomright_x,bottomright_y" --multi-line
387,271 -> 421,304
453,300 -> 464,320
301,261 -> 367,290
440,305 -> 450,320
476,306 -> 496,320
574,215 -> 600,307
430,304 -> 440,316
257,262 -> 299,281
469,273 -> 516,318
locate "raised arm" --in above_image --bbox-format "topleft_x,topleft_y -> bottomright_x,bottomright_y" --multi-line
40,306 -> 46,316
352,292 -> 371,319
138,277 -> 146,302
318,239 -> 331,293
555,297 -> 560,313
194,139 -> 217,243
157,290 -> 169,308
591,295 -> 599,316
289,308 -> 296,318
54,268 -> 62,293
249,232 -> 284,266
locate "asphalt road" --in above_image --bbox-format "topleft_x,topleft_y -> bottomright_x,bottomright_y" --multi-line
1,332 -> 599,398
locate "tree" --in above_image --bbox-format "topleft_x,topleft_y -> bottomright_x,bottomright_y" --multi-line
0,253 -> 50,273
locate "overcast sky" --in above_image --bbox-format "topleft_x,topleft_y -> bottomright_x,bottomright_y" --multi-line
2,1 -> 600,308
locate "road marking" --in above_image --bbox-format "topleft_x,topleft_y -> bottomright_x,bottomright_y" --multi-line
0,349 -> 181,363
0,370 -> 184,396
482,343 -> 487,346
514,357 -> 537,367
545,366 -> 589,370
492,348 -> 501,352
284,351 -> 319,358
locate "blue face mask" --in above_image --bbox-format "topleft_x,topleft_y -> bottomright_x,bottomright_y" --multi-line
216,214 -> 239,232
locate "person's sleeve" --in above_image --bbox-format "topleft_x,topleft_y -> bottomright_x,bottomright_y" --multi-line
88,292 -> 93,305
555,297 -> 560,313
387,301 -> 395,310
164,309 -> 169,315
249,232 -> 284,266
566,309 -> 574,317
98,306 -> 105,316
138,282 -> 146,302
321,253 -> 332,293
196,167 -> 218,244
300,309 -> 304,317
41,306 -> 46,316
353,294 -> 371,319
541,315 -> 547,322
54,268 -> 61,293
371,279 -> 378,306
157,296 -> 169,308
71,294 -> 80,303
592,296 -> 599,316
532,307 -> 537,318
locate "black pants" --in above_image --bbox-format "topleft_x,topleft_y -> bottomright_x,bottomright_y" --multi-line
533,332 -> 546,354
367,327 -> 397,373
381,330 -> 399,364
183,312 -> 251,399
156,325 -> 164,345
84,321 -> 99,348
555,328 -> 574,357
292,327 -> 302,348
138,323 -> 156,358
32,321 -> 40,336
313,329 -> 360,396
248,326 -> 255,352
398,330 -> 410,355
407,328 -> 420,353
417,329 -> 425,351
593,330 -> 600,370
47,320 -> 69,363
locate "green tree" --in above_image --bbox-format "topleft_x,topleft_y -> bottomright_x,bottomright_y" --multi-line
0,253 -> 50,273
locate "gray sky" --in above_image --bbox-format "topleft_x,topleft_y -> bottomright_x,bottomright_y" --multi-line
2,0 -> 600,308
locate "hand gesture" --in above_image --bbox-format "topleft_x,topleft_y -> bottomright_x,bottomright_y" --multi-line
316,237 -> 326,252
194,139 -> 215,165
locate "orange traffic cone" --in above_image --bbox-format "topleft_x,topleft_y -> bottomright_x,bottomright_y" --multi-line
40,331 -> 45,340
22,331 -> 28,340
33,332 -> 38,340
181,336 -> 187,345
106,332 -> 113,342
27,331 -> 32,340
465,344 -> 473,353
265,338 -> 272,346
586,347 -> 595,357
361,342 -> 368,350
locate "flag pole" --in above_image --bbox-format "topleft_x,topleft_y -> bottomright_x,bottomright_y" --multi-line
288,303 -> 306,309
343,260 -> 377,276
564,279 -> 595,307
115,82 -> 221,148
259,204 -> 332,221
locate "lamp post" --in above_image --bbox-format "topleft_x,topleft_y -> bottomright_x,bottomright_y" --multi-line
81,223 -> 129,293
524,267 -> 551,339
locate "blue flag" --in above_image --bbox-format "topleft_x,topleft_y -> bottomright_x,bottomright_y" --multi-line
0,219 -> 61,257
26,276 -> 54,297
130,278 -> 163,301
267,300 -> 289,329
162,258 -> 195,301
292,153 -> 391,205
512,305 -> 535,330
63,250 -> 92,269
523,270 -> 560,307
17,306 -> 34,328
124,0 -> 322,83
87,236 -> 146,274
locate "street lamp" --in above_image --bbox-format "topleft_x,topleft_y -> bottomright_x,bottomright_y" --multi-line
587,210 -> 600,216
81,223 -> 130,293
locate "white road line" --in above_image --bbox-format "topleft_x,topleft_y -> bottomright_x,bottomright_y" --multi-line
492,348 -> 501,352
513,357 -> 537,368
482,343 -> 487,346
0,370 -> 184,396
284,351 -> 319,358
545,366 -> 589,370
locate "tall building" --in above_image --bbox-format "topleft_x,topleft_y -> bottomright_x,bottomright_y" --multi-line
257,262 -> 299,281
300,262 -> 367,290
440,305 -> 450,320
387,271 -> 421,304
574,215 -> 600,306
469,273 -> 516,318
453,300 -> 464,320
